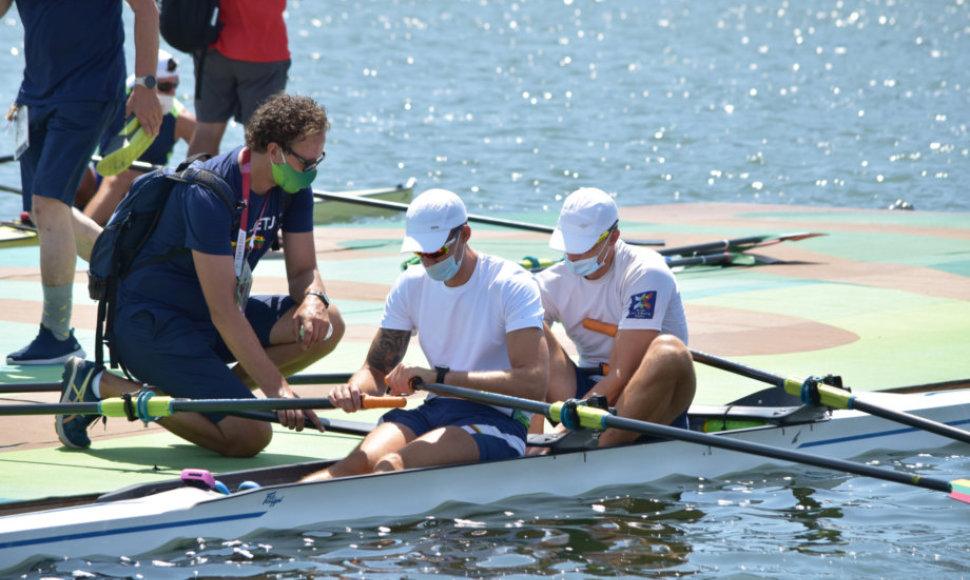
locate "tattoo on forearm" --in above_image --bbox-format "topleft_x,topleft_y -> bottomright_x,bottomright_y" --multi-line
367,329 -> 409,373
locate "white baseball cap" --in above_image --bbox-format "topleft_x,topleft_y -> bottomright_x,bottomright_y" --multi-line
549,188 -> 619,254
401,189 -> 468,253
157,49 -> 178,80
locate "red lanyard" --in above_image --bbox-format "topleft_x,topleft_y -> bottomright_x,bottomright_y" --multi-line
233,148 -> 266,278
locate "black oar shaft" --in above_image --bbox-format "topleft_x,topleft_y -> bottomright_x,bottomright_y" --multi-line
0,381 -> 61,394
690,350 -> 784,387
312,191 -> 663,245
690,348 -> 970,445
286,373 -> 353,385
603,413 -> 953,494
418,382 -> 954,495
850,399 -> 970,445
230,410 -> 375,437
0,372 -> 353,394
659,235 -> 765,257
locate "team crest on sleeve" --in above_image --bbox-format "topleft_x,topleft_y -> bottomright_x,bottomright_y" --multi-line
627,291 -> 657,319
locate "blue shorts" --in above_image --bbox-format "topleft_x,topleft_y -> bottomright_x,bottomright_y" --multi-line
572,363 -> 690,431
20,99 -> 123,212
381,397 -> 528,461
113,294 -> 295,422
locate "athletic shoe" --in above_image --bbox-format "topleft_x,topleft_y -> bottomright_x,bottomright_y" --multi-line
95,116 -> 156,176
55,357 -> 103,449
6,325 -> 86,366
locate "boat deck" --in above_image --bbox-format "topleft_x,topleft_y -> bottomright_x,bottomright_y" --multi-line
1,202 -> 968,503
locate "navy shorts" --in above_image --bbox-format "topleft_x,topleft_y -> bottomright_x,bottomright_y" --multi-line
195,49 -> 290,125
20,99 -> 123,212
113,294 -> 295,422
381,397 -> 528,460
572,363 -> 690,430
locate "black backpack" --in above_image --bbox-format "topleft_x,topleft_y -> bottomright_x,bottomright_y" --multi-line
159,0 -> 223,54
87,157 -> 242,372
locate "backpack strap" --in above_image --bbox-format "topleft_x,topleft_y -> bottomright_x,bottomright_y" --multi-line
124,164 -> 243,274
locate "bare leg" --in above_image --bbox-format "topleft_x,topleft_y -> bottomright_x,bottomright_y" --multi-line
33,196 -> 77,288
375,425 -> 479,472
543,324 -> 579,404
598,335 -> 696,447
231,306 -> 346,387
72,208 -> 102,262
187,121 -> 228,157
301,423 -> 481,482
302,422 -> 416,481
83,171 -> 138,226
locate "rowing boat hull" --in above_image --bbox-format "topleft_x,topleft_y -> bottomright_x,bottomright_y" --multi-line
1,388 -> 968,571
0,223 -> 36,248
312,179 -> 415,224
0,181 -> 416,251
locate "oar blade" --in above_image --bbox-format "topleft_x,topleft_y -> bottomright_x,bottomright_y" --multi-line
949,479 -> 970,504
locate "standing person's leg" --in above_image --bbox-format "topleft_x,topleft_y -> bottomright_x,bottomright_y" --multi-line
235,58 -> 290,126
7,100 -> 120,365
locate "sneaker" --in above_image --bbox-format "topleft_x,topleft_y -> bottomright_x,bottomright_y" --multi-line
55,356 -> 103,449
6,325 -> 86,365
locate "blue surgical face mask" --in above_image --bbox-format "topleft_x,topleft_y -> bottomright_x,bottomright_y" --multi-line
425,236 -> 465,282
564,237 -> 609,277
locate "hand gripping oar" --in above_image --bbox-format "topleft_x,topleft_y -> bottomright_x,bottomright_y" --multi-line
0,394 -> 404,419
412,379 -> 970,504
311,190 -> 663,246
581,318 -> 970,446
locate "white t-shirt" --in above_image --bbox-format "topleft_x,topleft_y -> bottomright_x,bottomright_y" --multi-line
535,240 -> 689,368
382,252 -> 544,397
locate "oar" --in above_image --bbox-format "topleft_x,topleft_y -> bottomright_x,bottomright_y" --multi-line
581,318 -> 970,446
0,394 -> 404,418
0,371 -> 357,394
414,379 -> 970,504
311,190 -> 663,246
658,232 -> 825,257
228,410 -> 377,437
516,251 -> 760,273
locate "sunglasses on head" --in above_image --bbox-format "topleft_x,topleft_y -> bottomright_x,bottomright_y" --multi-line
157,80 -> 178,92
282,146 -> 326,173
414,227 -> 462,260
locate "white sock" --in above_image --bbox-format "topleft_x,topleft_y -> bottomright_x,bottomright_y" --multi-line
90,371 -> 104,399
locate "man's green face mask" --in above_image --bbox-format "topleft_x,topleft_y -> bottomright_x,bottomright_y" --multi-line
271,160 -> 317,193
272,146 -> 323,193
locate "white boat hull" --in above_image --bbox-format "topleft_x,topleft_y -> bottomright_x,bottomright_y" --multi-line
1,389 -> 968,571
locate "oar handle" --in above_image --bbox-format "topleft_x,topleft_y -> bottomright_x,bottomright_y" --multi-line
582,318 -> 617,337
362,395 -> 407,409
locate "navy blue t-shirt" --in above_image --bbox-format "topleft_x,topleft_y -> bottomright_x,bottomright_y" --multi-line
15,0 -> 126,104
117,147 -> 314,321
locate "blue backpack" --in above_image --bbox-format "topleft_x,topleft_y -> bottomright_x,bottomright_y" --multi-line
87,158 -> 242,371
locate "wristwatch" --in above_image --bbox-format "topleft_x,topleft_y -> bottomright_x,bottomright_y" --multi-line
306,291 -> 331,308
435,365 -> 449,384
133,75 -> 157,89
